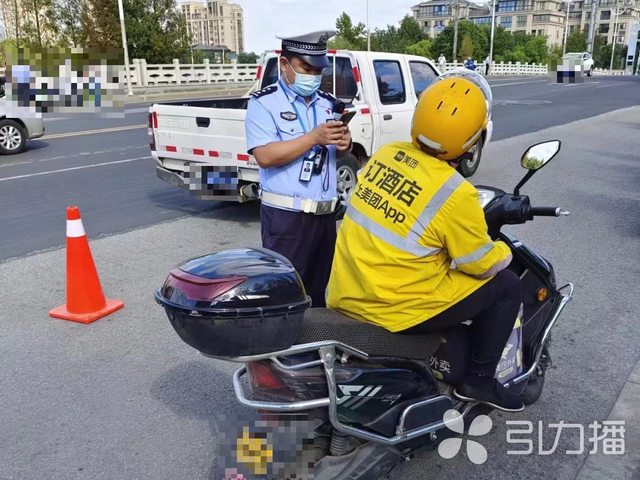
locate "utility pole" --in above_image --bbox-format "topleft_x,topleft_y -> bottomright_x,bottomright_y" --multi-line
563,0 -> 572,55
489,0 -> 496,73
609,0 -> 624,71
117,0 -> 133,96
452,0 -> 460,64
586,0 -> 598,54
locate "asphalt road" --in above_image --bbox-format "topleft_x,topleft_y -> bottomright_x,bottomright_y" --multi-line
0,77 -> 639,480
1,76 -> 639,262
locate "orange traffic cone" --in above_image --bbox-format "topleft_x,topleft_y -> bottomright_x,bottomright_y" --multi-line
49,206 -> 124,324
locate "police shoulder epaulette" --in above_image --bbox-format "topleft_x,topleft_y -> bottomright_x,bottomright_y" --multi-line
317,90 -> 337,103
251,85 -> 278,99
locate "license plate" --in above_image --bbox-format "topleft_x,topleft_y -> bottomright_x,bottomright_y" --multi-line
185,164 -> 238,197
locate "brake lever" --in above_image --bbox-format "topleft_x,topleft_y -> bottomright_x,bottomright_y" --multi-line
559,210 -> 570,216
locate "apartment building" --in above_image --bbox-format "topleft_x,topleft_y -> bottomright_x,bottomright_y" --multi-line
181,0 -> 245,54
564,0 -> 640,45
412,0 -> 639,47
412,0 -> 486,38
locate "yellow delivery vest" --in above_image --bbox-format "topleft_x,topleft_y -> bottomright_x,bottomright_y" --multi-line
326,142 -> 511,332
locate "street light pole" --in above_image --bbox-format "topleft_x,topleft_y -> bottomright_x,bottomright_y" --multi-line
586,0 -> 598,54
452,0 -> 460,64
563,0 -> 571,55
366,0 -> 371,51
609,0 -> 623,72
489,0 -> 497,74
117,0 -> 133,96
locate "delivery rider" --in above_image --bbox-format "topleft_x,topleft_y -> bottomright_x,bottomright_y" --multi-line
326,73 -> 525,412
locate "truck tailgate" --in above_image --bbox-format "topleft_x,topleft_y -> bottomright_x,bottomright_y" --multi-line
153,104 -> 256,168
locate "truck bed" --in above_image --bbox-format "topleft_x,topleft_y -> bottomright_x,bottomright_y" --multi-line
157,97 -> 250,110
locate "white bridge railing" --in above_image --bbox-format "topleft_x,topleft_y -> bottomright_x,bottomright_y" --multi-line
440,61 -> 549,75
124,59 -> 258,87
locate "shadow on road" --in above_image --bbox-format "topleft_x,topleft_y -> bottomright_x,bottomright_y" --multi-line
151,360 -> 250,480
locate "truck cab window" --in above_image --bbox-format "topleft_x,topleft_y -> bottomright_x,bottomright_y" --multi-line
321,57 -> 358,101
409,61 -> 438,99
373,60 -> 406,105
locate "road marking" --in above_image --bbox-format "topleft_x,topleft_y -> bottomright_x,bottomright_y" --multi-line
490,80 -> 549,87
596,82 -> 627,88
43,124 -> 146,139
0,156 -> 151,182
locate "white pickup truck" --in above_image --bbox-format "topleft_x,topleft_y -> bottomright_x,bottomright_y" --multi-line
149,50 -> 493,203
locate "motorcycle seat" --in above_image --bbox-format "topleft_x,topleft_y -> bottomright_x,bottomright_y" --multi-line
295,308 -> 440,360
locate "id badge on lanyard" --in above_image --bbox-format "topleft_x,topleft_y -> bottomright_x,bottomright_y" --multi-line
291,102 -> 318,183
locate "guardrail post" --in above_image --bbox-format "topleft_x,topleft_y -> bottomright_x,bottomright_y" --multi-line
173,58 -> 180,85
204,58 -> 211,84
132,59 -> 141,87
139,59 -> 148,86
232,60 -> 238,83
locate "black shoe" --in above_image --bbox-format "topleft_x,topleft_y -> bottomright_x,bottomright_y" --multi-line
453,374 -> 525,413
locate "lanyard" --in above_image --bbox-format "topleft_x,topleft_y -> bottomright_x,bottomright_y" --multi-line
290,100 -> 317,135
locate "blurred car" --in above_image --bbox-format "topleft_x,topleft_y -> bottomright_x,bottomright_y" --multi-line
562,52 -> 595,76
0,76 -> 45,155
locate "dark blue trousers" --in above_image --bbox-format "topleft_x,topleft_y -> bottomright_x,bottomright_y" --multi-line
260,204 -> 337,308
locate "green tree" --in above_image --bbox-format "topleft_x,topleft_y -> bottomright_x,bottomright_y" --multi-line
548,44 -> 564,61
370,26 -> 402,53
595,41 -> 627,69
123,0 -> 189,64
405,39 -> 432,58
54,0 -> 84,47
460,33 -> 474,59
432,20 -> 488,62
399,14 -> 426,46
19,0 -> 59,47
524,36 -> 549,63
81,0 -> 120,49
332,12 -> 366,50
565,28 -> 587,53
238,52 -> 259,64
481,25 -> 511,61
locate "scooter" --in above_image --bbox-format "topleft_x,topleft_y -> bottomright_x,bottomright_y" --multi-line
156,140 -> 574,480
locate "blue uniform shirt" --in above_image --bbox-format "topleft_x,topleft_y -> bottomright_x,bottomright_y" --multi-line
245,78 -> 338,210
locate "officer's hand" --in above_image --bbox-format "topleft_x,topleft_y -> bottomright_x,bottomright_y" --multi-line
312,122 -> 347,146
336,127 -> 352,151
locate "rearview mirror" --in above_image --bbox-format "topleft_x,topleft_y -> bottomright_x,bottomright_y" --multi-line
521,140 -> 561,170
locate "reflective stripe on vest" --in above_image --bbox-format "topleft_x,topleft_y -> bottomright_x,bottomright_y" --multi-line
346,205 -> 441,257
345,171 -> 466,258
406,173 -> 465,243
453,241 -> 495,265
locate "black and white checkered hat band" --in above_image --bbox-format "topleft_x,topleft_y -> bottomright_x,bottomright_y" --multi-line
282,40 -> 327,56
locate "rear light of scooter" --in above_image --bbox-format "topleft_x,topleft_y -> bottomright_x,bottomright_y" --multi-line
247,361 -> 299,402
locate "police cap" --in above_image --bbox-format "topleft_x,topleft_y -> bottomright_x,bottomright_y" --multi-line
276,29 -> 337,69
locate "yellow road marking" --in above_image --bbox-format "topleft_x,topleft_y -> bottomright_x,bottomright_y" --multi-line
44,124 -> 146,139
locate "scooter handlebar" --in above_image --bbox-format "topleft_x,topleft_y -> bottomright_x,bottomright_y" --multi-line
529,207 -> 569,217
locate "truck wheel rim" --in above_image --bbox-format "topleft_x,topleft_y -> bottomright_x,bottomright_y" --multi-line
465,144 -> 479,169
337,165 -> 356,202
0,126 -> 22,150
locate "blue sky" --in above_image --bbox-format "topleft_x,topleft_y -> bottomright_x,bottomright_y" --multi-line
181,0 -> 423,53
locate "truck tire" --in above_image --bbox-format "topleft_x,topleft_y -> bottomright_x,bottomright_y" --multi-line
337,154 -> 359,204
457,136 -> 483,178
0,119 -> 27,155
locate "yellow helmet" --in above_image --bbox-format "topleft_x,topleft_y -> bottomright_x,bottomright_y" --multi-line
411,77 -> 487,161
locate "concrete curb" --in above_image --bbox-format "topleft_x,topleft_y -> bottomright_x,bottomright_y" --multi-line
575,359 -> 640,480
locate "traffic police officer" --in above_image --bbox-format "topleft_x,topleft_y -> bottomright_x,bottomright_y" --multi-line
245,29 -> 352,308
